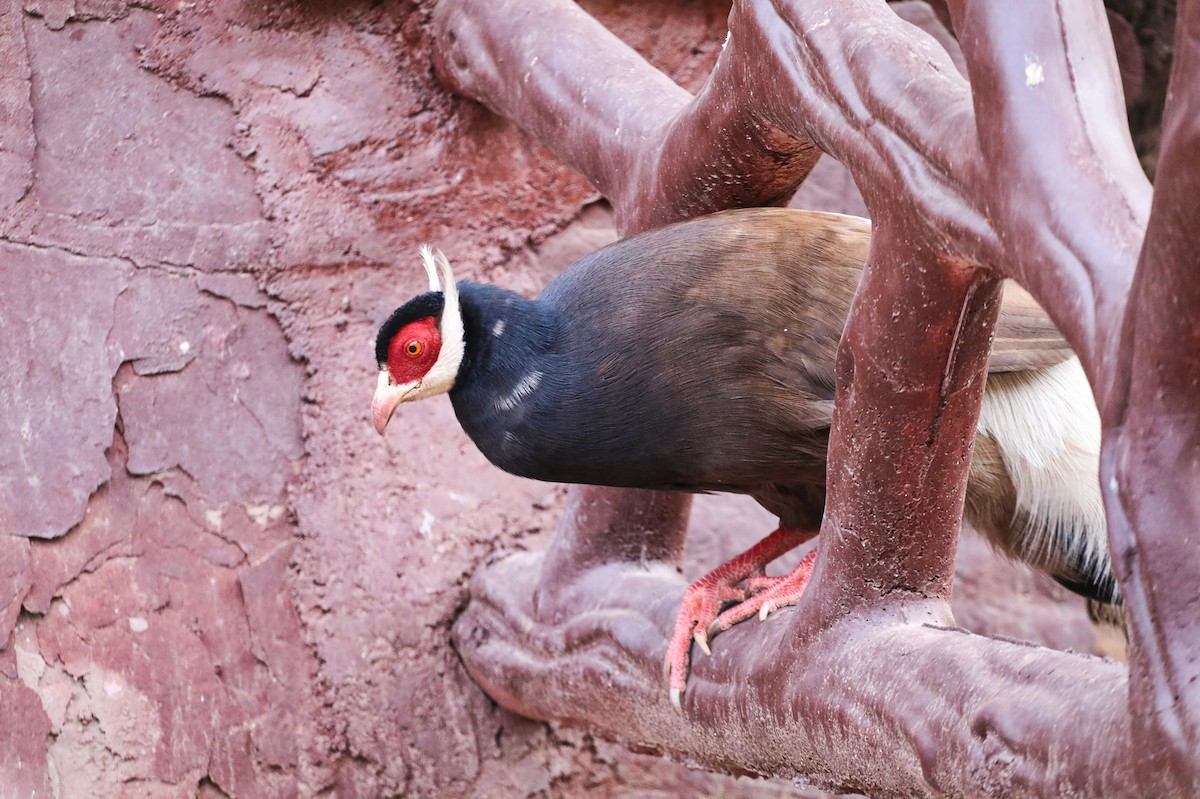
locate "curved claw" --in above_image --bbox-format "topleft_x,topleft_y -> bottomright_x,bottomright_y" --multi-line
705,618 -> 723,640
665,535 -> 816,708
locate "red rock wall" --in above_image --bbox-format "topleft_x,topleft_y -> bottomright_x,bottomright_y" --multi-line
0,2 -> 1105,797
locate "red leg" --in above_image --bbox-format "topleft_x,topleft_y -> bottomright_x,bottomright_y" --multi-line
665,526 -> 814,710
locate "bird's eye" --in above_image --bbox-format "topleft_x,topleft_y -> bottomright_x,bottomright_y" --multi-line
405,340 -> 423,357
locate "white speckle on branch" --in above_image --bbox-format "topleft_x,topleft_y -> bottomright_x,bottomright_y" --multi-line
1025,59 -> 1045,87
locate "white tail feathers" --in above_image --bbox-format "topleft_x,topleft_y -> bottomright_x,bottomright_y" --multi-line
975,357 -> 1112,594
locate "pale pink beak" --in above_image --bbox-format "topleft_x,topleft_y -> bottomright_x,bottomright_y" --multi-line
372,372 -> 409,435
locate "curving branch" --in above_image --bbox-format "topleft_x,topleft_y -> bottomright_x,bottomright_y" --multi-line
1105,0 -> 1200,790
951,1 -> 1196,792
949,0 -> 1152,400
457,552 -> 1133,796
435,0 -> 822,233
434,0 -> 1197,796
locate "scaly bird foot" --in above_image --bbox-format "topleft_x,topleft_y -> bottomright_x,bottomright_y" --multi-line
662,527 -> 815,712
665,575 -> 751,711
707,550 -> 817,637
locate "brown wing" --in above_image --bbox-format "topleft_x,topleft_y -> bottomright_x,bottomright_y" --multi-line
679,209 -> 1074,379
989,280 -> 1075,372
726,211 -> 1075,376
533,208 -> 1073,496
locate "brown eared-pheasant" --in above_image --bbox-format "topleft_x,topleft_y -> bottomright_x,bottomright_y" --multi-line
371,208 -> 1117,709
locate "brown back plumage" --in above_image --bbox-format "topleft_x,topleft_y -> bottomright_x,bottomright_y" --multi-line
505,208 -> 1072,527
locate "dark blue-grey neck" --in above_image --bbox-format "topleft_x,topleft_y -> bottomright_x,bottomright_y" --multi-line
449,282 -> 564,479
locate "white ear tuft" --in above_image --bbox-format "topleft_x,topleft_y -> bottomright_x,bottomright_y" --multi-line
406,247 -> 465,401
434,249 -> 458,313
419,244 -> 440,292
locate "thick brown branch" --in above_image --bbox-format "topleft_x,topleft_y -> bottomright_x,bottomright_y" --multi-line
435,0 -> 822,233
816,225 -> 1002,612
434,0 -> 691,224
535,486 -> 692,600
950,0 -> 1152,398
455,552 -> 1135,798
1103,0 -> 1200,791
753,0 -> 1000,263
948,2 -> 1200,792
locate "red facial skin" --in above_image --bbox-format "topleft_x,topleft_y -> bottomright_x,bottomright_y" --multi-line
387,316 -> 442,385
